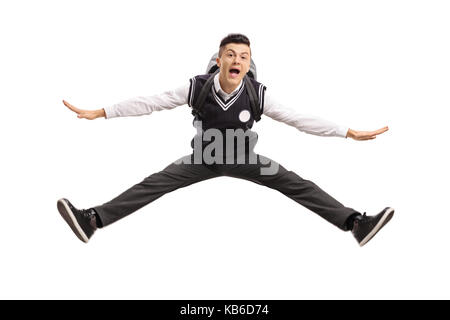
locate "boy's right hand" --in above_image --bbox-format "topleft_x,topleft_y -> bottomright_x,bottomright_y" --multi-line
62,100 -> 106,120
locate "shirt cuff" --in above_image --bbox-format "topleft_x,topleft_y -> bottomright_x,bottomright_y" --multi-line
337,126 -> 349,138
103,105 -> 117,119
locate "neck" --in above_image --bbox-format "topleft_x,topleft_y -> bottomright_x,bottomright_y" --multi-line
219,73 -> 239,94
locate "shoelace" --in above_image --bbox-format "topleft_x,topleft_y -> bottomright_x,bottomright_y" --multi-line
354,212 -> 367,226
79,209 -> 95,218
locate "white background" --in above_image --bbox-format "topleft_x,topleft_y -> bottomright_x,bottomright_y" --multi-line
1,0 -> 449,299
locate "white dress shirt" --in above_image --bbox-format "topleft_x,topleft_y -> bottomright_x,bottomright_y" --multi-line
104,73 -> 349,138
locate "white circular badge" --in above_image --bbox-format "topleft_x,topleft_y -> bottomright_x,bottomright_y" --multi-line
239,110 -> 251,122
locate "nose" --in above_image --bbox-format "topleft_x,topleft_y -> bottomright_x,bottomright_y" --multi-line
233,56 -> 242,64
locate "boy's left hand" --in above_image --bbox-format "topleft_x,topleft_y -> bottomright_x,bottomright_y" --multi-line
346,126 -> 389,140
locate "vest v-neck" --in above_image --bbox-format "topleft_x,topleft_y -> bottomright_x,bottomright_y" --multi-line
211,83 -> 246,111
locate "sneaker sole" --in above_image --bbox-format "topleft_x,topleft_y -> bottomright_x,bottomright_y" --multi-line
57,198 -> 89,243
359,207 -> 394,247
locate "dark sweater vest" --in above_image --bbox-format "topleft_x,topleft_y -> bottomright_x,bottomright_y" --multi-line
188,74 -> 267,160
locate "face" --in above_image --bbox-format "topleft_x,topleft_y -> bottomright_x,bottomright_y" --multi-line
216,43 -> 251,88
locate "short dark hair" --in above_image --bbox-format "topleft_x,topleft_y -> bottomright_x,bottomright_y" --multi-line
219,33 -> 251,57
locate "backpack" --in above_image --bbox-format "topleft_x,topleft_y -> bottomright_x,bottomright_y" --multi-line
191,52 -> 262,122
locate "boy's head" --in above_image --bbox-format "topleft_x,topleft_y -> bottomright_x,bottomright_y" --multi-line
216,33 -> 252,88
218,33 -> 251,57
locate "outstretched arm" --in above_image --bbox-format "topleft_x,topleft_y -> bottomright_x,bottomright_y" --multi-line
62,84 -> 189,120
263,94 -> 349,137
263,93 -> 389,140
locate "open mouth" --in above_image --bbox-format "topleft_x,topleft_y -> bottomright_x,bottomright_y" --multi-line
229,68 -> 240,79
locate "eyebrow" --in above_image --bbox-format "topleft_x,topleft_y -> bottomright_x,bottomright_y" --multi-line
226,49 -> 250,56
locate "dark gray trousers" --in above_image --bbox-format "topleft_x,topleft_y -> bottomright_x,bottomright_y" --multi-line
94,154 -> 360,231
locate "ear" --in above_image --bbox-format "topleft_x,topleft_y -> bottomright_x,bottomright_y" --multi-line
216,57 -> 221,68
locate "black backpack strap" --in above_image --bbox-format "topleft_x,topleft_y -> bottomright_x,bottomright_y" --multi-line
191,69 -> 219,118
244,75 -> 262,122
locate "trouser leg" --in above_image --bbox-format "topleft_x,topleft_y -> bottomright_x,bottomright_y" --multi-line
221,154 -> 360,231
94,154 -> 219,227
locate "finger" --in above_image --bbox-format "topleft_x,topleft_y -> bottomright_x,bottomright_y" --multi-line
373,126 -> 389,135
63,99 -> 77,112
62,100 -> 82,114
359,135 -> 376,140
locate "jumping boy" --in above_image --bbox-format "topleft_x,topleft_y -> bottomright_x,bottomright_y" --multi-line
58,33 -> 393,247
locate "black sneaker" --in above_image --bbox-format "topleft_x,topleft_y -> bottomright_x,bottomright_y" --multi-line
352,207 -> 394,247
57,198 -> 97,243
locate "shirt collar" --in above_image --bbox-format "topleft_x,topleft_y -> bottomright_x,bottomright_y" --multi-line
213,73 -> 243,100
